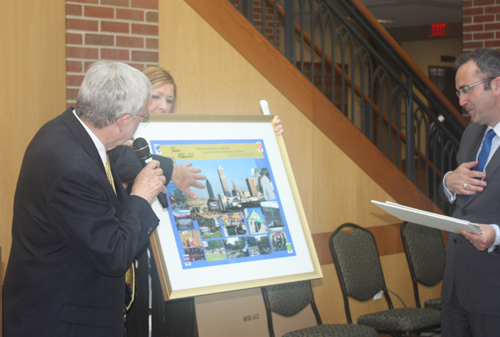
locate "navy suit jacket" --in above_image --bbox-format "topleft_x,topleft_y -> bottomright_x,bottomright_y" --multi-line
3,108 -> 159,337
107,145 -> 174,187
440,123 -> 500,317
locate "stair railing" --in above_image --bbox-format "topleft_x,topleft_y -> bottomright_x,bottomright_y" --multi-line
230,0 -> 464,210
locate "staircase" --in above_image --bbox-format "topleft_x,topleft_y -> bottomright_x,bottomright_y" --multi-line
186,0 -> 466,214
230,0 -> 467,212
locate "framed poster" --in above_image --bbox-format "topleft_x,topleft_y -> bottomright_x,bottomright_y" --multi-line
134,114 -> 322,300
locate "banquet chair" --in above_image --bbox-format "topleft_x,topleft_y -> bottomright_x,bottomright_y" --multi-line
329,223 -> 441,337
400,221 -> 444,310
262,280 -> 378,337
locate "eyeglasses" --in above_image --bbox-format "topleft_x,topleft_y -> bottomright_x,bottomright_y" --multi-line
456,77 -> 495,98
136,110 -> 150,123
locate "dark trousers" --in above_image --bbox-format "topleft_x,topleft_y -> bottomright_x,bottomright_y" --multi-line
165,298 -> 198,337
442,283 -> 500,337
125,244 -> 166,337
125,243 -> 198,337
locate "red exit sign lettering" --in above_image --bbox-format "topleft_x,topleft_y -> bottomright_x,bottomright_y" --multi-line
431,23 -> 448,37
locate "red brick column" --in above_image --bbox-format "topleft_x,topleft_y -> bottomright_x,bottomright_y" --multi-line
462,0 -> 500,52
66,0 -> 159,107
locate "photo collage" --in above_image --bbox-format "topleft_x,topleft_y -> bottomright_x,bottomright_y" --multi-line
153,140 -> 296,269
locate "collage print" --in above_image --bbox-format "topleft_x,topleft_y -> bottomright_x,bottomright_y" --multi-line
152,139 -> 296,269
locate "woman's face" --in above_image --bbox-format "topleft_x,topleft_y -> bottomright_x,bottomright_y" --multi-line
149,83 -> 175,114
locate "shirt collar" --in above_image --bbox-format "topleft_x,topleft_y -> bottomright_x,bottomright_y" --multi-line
73,110 -> 107,167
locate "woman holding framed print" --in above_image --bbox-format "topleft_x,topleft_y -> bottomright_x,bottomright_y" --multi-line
109,66 -> 283,337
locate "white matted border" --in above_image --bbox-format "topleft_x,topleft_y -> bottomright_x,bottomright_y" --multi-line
135,114 -> 322,300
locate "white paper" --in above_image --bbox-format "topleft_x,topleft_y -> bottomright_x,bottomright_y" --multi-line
372,200 -> 482,234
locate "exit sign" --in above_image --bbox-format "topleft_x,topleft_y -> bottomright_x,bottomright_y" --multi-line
430,23 -> 448,37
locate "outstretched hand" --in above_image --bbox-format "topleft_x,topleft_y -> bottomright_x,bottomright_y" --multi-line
171,162 -> 206,199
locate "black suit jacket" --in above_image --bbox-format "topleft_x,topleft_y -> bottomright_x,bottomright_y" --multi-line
3,108 -> 159,337
107,145 -> 174,186
440,123 -> 500,317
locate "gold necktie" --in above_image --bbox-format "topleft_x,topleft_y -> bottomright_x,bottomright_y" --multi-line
105,154 -> 116,194
106,154 -> 135,310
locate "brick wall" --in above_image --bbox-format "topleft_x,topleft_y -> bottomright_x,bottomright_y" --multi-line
66,0 -> 159,107
463,0 -> 500,52
229,0 -> 280,47
253,1 -> 280,47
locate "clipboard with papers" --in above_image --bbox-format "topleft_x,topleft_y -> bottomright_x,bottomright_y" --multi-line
371,200 -> 482,234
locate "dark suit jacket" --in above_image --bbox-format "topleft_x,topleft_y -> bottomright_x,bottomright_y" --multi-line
440,123 -> 500,317
2,108 -> 160,337
107,145 -> 174,186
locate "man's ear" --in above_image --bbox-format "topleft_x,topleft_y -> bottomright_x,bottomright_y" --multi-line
492,77 -> 500,95
115,114 -> 130,133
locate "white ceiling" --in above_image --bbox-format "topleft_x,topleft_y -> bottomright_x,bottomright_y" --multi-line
359,0 -> 462,29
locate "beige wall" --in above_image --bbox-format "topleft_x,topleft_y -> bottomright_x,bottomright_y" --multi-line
161,0 -> 427,330
0,0 -> 66,281
401,37 -> 463,156
402,37 -> 463,75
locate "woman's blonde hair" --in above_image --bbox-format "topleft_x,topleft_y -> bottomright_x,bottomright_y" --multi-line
141,66 -> 177,113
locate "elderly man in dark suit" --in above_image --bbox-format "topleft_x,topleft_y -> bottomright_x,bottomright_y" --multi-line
3,61 -> 167,337
440,48 -> 500,337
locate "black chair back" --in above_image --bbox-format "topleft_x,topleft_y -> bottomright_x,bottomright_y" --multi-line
329,223 -> 393,322
401,221 -> 444,309
262,281 -> 321,337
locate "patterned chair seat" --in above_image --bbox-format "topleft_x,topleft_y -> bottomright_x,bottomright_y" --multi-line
424,297 -> 442,311
283,323 -> 379,337
357,307 -> 441,332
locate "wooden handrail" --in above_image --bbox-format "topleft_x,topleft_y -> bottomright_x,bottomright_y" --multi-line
266,0 -> 440,175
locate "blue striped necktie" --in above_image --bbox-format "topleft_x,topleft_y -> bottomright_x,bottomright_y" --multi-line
468,129 -> 496,201
476,129 -> 496,174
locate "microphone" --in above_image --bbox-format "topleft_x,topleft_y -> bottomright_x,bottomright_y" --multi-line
133,137 -> 169,209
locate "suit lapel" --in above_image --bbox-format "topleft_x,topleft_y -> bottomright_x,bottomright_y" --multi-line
485,134 -> 500,181
466,125 -> 500,203
465,124 -> 500,181
461,125 -> 486,204
109,159 -> 128,203
465,125 -> 487,163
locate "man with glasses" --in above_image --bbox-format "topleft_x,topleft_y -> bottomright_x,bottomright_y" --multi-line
3,61 -> 167,337
440,48 -> 500,336
137,109 -> 151,123
107,105 -> 205,198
